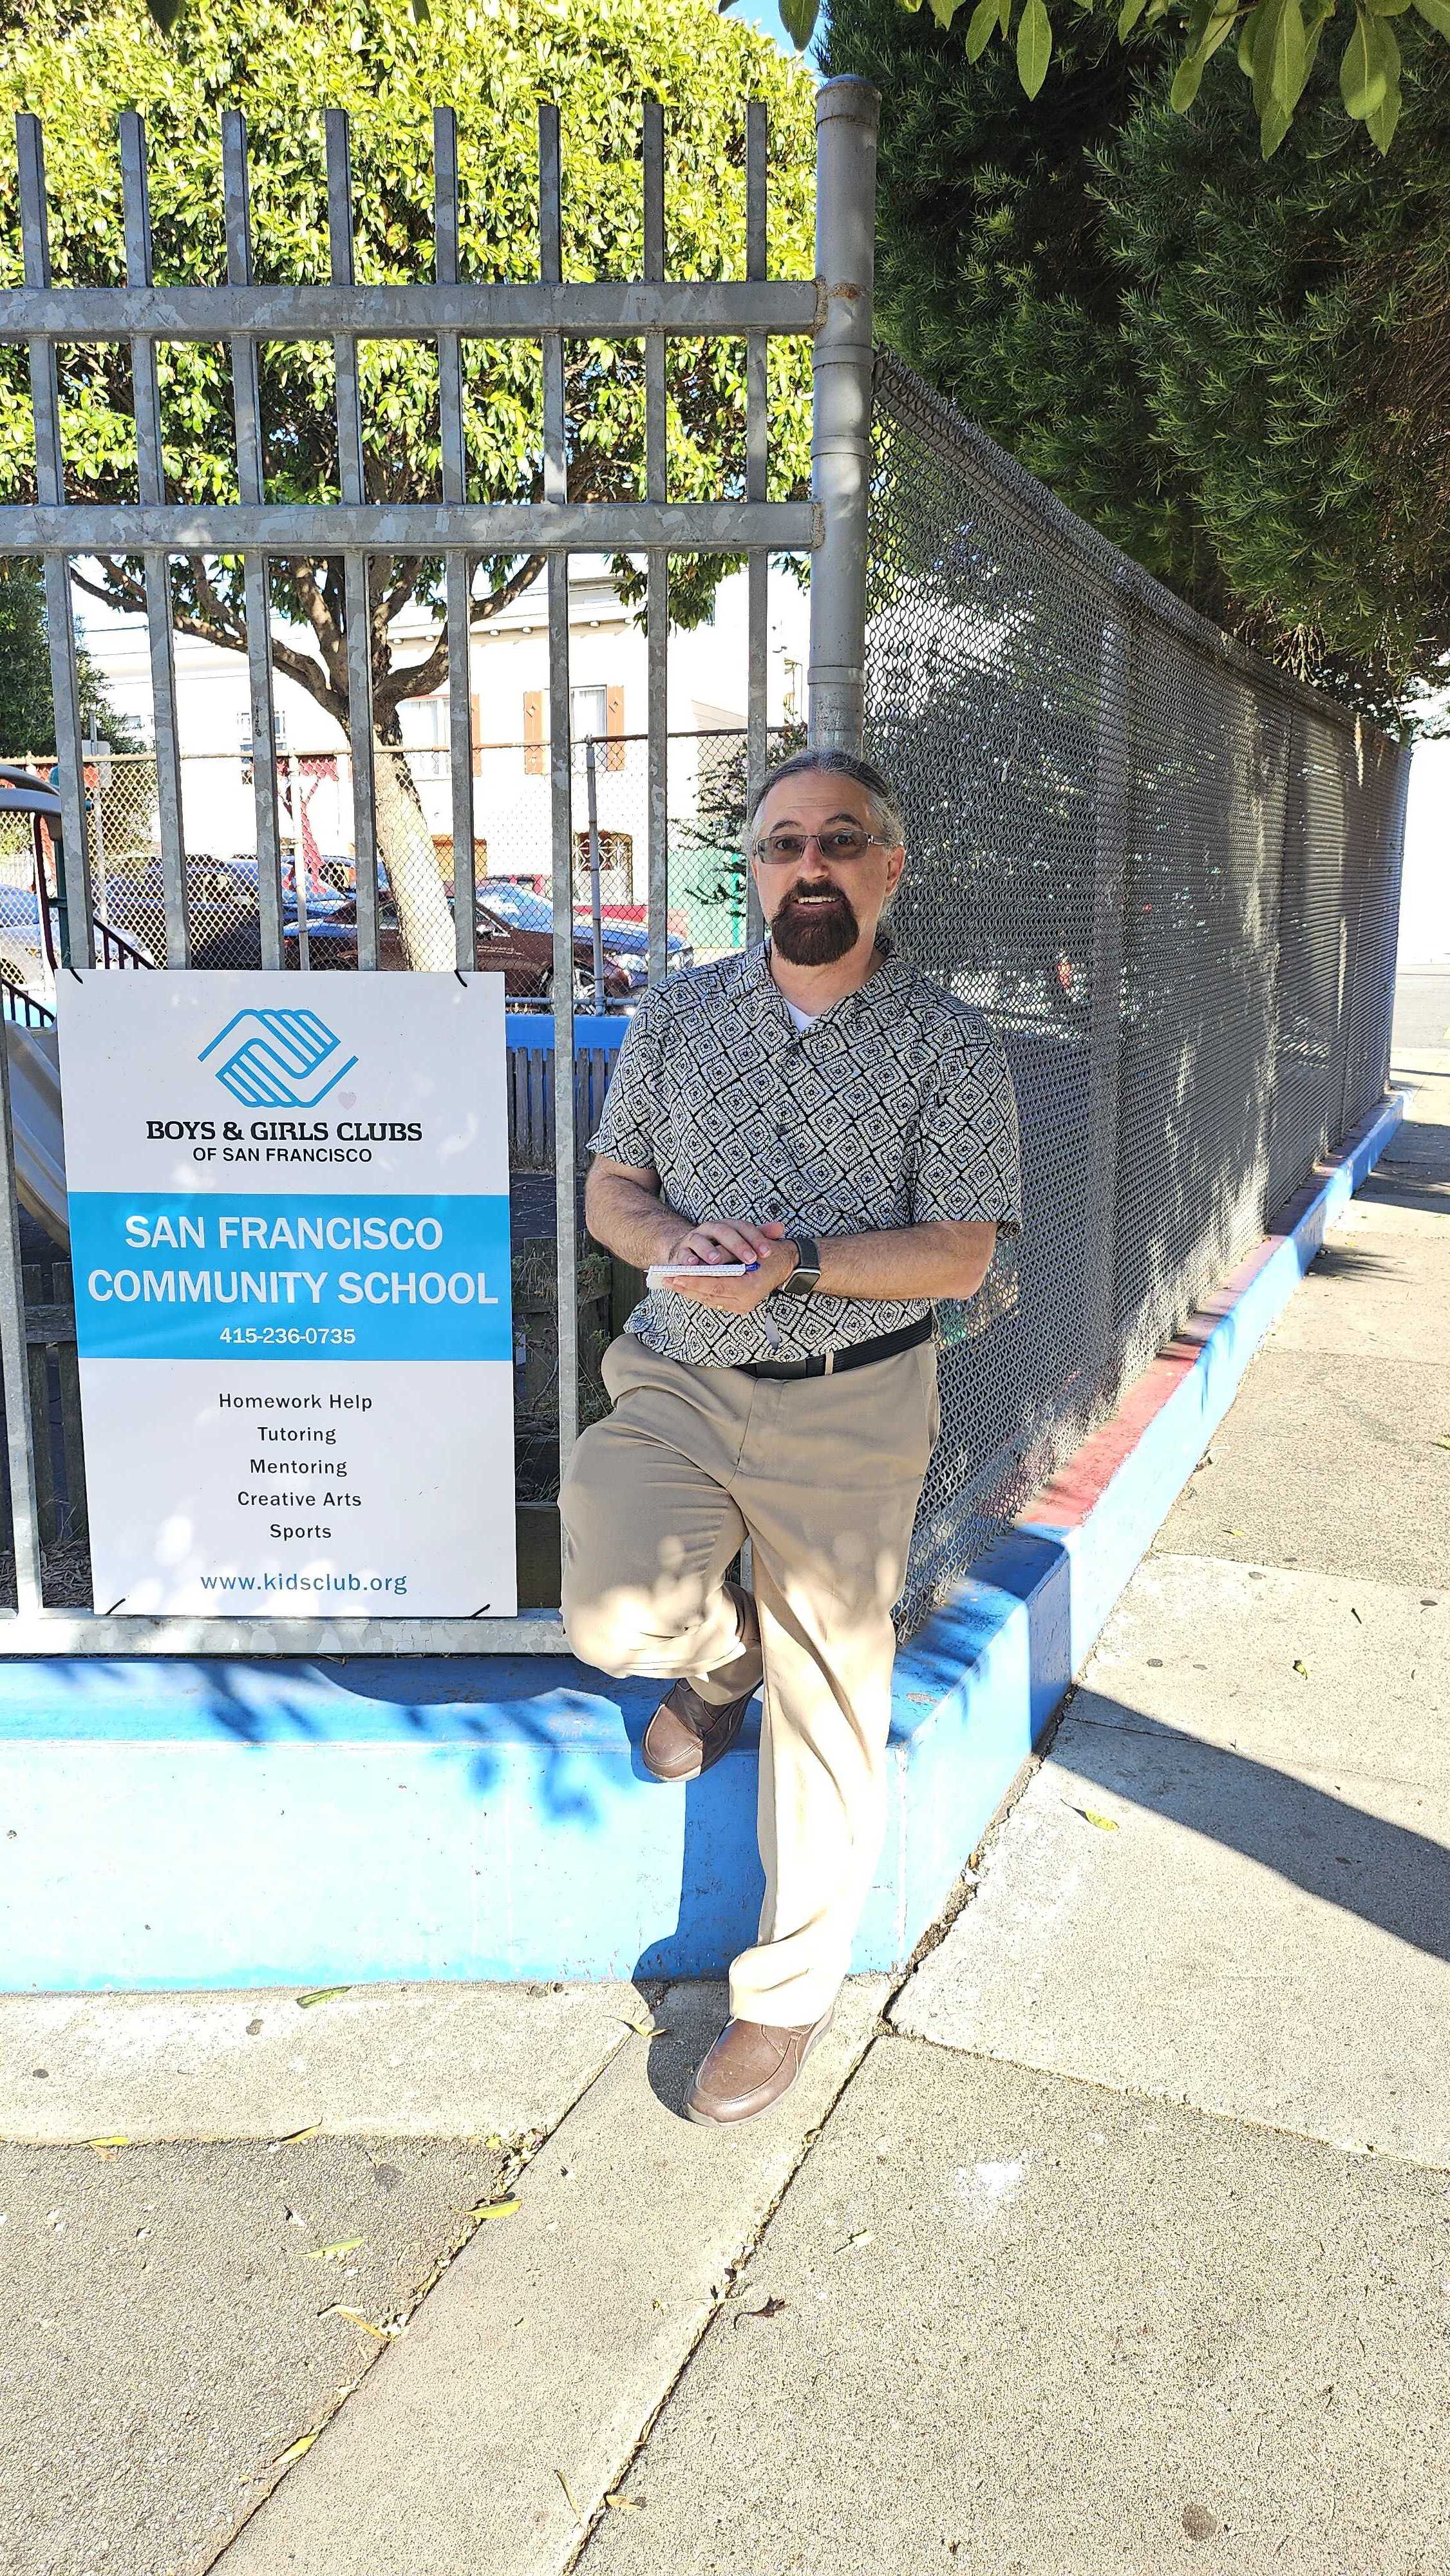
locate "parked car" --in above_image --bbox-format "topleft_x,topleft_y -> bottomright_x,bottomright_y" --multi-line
207,853 -> 352,921
458,896 -> 634,1003
189,890 -> 634,1001
482,876 -> 692,982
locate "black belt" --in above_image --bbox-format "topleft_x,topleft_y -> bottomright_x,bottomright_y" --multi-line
736,1312 -> 933,1382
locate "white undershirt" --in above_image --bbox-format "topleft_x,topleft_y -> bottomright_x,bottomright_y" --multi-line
783,998 -> 819,1032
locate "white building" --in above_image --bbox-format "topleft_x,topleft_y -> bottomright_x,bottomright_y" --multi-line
73,556 -> 809,908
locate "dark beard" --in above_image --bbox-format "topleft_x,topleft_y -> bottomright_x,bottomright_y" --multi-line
769,887 -> 859,967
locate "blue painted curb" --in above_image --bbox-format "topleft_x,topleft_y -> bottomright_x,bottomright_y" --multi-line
0,1090 -> 1405,1993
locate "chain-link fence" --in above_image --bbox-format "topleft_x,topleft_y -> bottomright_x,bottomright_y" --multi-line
868,355 -> 1409,1639
0,726 -> 796,995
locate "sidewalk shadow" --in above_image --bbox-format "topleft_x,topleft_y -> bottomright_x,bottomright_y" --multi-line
1042,1689 -> 1450,1965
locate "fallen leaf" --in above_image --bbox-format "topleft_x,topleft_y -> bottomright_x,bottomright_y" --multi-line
468,2199 -> 522,2222
605,2493 -> 646,2510
296,1987 -> 351,2010
305,2238 -> 366,2262
733,2295 -> 787,2327
1293,1660 -> 1310,1679
1082,1810 -> 1120,1831
556,2468 -> 583,2522
321,2304 -> 390,2339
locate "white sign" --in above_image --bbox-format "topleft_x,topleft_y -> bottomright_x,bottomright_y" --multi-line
59,972 -> 516,1618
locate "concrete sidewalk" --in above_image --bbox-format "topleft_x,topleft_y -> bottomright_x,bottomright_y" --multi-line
3,1006 -> 1445,2576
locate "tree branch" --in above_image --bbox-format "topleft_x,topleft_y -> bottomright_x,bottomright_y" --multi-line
287,559 -> 350,700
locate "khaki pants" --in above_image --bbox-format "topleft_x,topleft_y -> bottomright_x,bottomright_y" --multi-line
558,1329 -> 940,2027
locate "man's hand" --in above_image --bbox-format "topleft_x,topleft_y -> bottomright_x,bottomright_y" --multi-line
664,1214 -> 785,1273
585,1160 -> 777,1276
665,1220 -> 798,1312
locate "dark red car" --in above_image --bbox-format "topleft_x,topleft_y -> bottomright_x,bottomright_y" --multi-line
462,898 -> 633,1004
191,893 -> 634,1002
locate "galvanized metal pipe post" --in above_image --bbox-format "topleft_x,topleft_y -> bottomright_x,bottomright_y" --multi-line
585,735 -> 605,1012
807,78 -> 878,756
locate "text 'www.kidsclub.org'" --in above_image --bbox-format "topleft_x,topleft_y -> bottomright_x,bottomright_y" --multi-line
198,1570 -> 409,1596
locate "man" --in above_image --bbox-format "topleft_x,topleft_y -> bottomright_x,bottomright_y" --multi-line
560,749 -> 1023,2127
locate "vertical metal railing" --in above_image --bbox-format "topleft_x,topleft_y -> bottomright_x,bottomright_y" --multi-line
643,97 -> 671,994
16,118 -> 94,963
806,78 -> 878,757
435,105 -> 478,972
221,111 -> 286,969
327,109 -> 384,975
120,111 -> 190,971
538,102 -> 580,1471
0,86 -> 830,1645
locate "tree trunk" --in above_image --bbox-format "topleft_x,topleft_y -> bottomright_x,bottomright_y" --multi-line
371,746 -> 458,970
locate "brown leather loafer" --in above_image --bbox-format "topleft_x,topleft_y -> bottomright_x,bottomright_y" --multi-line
641,1676 -> 754,1782
684,2005 -> 834,2126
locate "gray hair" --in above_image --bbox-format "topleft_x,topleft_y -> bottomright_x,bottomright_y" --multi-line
746,748 -> 906,854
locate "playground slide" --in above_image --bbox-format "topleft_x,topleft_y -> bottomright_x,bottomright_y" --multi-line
5,1025 -> 68,1249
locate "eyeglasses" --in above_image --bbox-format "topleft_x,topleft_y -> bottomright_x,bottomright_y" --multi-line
750,826 -> 890,865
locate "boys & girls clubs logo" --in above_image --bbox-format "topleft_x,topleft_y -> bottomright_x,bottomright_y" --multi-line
199,1008 -> 359,1111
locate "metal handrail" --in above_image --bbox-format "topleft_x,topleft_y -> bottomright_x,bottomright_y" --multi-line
0,983 -> 56,1028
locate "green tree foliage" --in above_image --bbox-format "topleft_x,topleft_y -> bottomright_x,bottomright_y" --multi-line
753,0 -> 1450,159
0,0 -> 815,951
826,0 -> 1450,726
0,558 -> 142,756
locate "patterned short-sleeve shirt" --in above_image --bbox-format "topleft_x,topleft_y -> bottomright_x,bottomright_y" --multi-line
585,933 -> 1024,1368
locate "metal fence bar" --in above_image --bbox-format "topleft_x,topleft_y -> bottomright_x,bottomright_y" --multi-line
3,500 -> 816,554
221,111 -> 285,972
1261,699 -> 1295,1215
0,280 -> 820,343
1083,612 -> 1130,1381
645,563 -> 668,987
540,103 -> 579,1470
326,109 -> 381,976
435,106 -> 477,973
746,95 -> 769,945
120,110 -> 190,971
643,99 -> 669,992
16,117 -> 94,964
807,79 -> 878,754
0,1032 -> 43,1615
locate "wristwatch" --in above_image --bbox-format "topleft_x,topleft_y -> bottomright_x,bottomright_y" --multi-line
780,1236 -> 822,1298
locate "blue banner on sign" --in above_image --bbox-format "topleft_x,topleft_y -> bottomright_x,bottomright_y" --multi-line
70,1193 -> 513,1363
